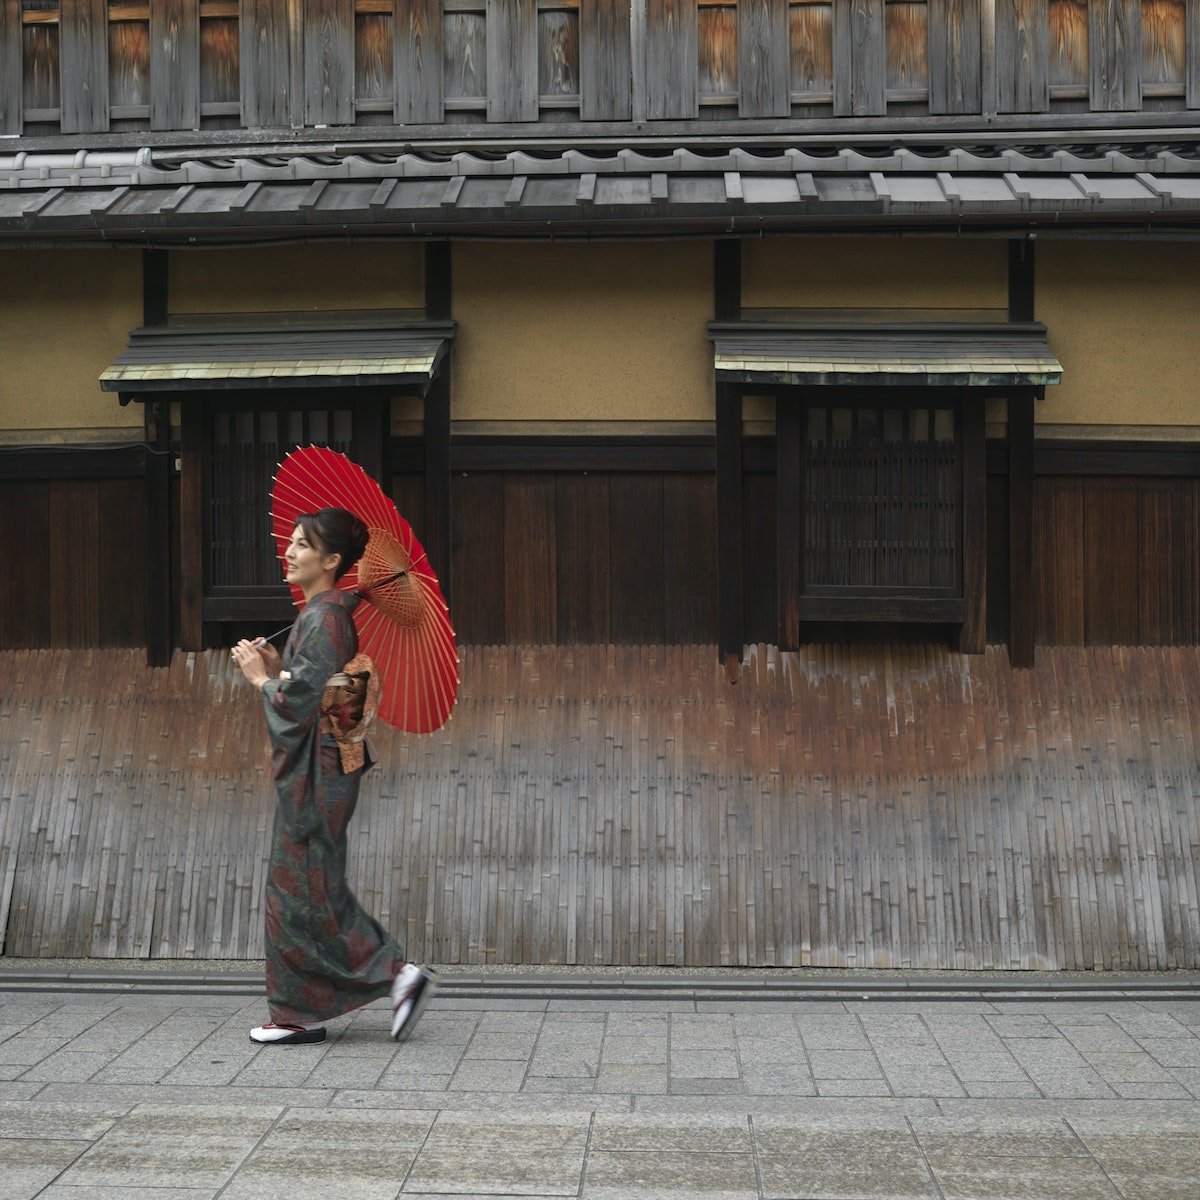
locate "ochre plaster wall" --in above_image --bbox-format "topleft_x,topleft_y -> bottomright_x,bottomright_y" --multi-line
453,241 -> 712,422
170,242 -> 424,313
742,236 -> 1007,311
1036,241 -> 1200,427
0,250 -> 142,434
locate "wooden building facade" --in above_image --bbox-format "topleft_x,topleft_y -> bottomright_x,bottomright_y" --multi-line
2,1 -> 1200,966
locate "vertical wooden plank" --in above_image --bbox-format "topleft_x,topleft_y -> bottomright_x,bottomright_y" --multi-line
395,0 -> 443,123
645,0 -> 698,118
179,403 -> 206,652
0,483 -> 51,647
1189,0 -> 1200,107
610,474 -> 665,643
504,475 -> 557,643
776,393 -> 802,651
486,0 -> 537,121
142,399 -> 173,667
1032,476 -> 1085,646
59,0 -> 109,133
452,473 -> 506,645
557,474 -> 611,643
241,0 -> 292,128
1008,390 -> 1036,664
1091,0 -> 1140,110
423,371 -> 453,610
305,0 -> 354,125
581,0 -> 632,119
663,474 -> 717,644
49,482 -> 101,647
152,1 -> 201,133
0,0 -> 23,134
1084,478 -> 1139,644
98,480 -> 147,648
929,0 -> 981,113
716,383 -> 744,659
1138,480 -> 1198,645
995,0 -> 1048,111
834,0 -> 885,116
958,399 -> 986,653
738,0 -> 789,116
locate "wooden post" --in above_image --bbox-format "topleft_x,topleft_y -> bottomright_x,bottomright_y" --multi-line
958,398 -> 987,653
425,241 -> 453,606
142,251 -> 172,666
717,382 -> 743,664
179,403 -> 206,651
0,0 -> 20,136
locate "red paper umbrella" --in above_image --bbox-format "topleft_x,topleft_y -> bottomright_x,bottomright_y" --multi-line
270,446 -> 458,734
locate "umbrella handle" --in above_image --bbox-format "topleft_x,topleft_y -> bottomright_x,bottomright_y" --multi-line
251,623 -> 293,650
356,568 -> 407,597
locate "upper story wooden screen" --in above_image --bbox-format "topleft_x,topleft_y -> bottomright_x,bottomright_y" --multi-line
2,0 -> 1196,136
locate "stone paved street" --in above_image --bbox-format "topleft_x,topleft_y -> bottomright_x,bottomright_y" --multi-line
1,967 -> 1199,1198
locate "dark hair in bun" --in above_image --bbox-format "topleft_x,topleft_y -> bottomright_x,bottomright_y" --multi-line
295,507 -> 369,581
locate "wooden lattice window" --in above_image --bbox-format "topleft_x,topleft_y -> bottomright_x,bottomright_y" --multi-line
803,405 -> 959,593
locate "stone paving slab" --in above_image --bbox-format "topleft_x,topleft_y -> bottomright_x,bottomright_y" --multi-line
2,971 -> 1200,1197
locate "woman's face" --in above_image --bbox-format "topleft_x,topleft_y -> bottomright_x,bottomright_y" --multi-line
283,524 -> 338,594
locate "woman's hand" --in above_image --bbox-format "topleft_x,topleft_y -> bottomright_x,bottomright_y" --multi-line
231,639 -> 275,689
257,642 -> 284,677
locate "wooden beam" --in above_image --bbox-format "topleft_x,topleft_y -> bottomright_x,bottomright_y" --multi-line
958,398 -> 987,653
486,0 -> 537,121
995,0 -> 1048,112
179,403 -> 205,652
929,0 -> 982,115
144,400 -> 174,666
645,0 -> 698,119
1008,389 -> 1035,667
424,240 -> 453,607
240,0 -> 292,129
737,0 -> 789,118
143,250 -> 169,327
1090,0 -> 1140,112
305,0 -> 355,125
714,238 -> 741,322
835,0 -> 886,117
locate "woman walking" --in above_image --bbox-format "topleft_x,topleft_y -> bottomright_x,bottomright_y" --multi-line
232,506 -> 435,1046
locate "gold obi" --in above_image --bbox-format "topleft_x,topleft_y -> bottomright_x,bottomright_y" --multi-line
319,653 -> 381,772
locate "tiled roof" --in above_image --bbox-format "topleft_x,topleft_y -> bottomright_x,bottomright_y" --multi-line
2,143 -> 1200,239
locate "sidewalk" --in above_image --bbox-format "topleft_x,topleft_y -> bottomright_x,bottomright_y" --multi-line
2,964 -> 1199,1199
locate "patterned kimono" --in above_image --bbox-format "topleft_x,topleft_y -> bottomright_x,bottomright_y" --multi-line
259,588 -> 404,1023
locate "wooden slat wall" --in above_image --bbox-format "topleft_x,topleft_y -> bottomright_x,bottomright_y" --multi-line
996,0 -> 1049,111
645,0 -> 698,119
0,0 -> 20,135
305,0 -> 355,125
486,0 -> 538,121
1090,0 -> 1140,111
581,0 -> 632,120
737,0 -> 789,117
928,0 -> 981,113
59,0 -> 109,133
151,0 -> 201,131
241,0 -> 292,129
395,0 -> 443,123
4,642 -> 1200,969
834,0 -> 886,116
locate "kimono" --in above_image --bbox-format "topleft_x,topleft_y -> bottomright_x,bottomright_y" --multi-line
258,587 -> 404,1023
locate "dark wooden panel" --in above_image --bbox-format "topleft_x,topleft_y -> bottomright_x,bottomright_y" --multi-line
110,12 -> 150,111
443,9 -> 486,102
776,398 -> 802,650
929,0 -> 981,113
958,402 -> 986,653
1090,0 -> 1140,110
305,0 -> 354,125
0,482 -> 50,647
504,475 -> 557,644
885,0 -> 928,91
48,481 -> 101,647
452,473 -> 506,645
1189,0 -> 1200,107
1083,478 -> 1139,644
59,0 -> 109,133
716,384 -> 744,656
1049,0 -> 1087,86
1033,476 -> 1084,646
738,0 -> 789,116
355,10 -> 392,103
581,0 -> 631,119
538,7 -> 579,99
486,0 -> 537,121
986,474 -> 1010,645
645,0 -> 698,119
996,0 -> 1049,112
834,0 -> 885,116
179,403 -> 206,651
151,1 -> 200,130
98,479 -> 147,647
743,470 -> 777,646
698,3 -> 737,98
240,0 -> 292,128
1139,479 -> 1200,644
0,0 -> 18,134
1008,392 -> 1037,665
610,474 -> 665,644
663,474 -> 717,644
556,474 -> 610,643
395,0 -> 442,123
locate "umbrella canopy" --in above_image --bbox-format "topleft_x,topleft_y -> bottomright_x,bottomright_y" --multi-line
270,446 -> 458,734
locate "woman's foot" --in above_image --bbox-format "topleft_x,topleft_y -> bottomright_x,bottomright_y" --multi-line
390,964 -> 437,1042
249,1021 -> 326,1046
